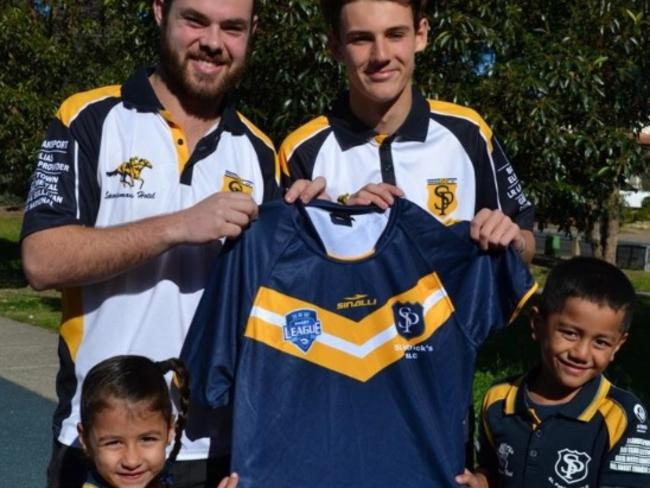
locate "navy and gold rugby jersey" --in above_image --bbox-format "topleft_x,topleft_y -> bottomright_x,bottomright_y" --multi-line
181,198 -> 537,487
279,88 -> 533,229
479,371 -> 650,487
20,67 -> 280,460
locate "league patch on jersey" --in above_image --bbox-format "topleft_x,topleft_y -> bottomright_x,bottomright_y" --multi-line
393,302 -> 424,339
283,309 -> 322,353
427,178 -> 458,221
554,449 -> 591,485
106,157 -> 153,189
222,170 -> 253,194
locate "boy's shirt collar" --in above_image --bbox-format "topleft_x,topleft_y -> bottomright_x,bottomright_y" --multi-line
327,87 -> 430,150
506,368 -> 612,425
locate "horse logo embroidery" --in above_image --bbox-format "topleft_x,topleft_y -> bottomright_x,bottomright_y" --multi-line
106,157 -> 153,189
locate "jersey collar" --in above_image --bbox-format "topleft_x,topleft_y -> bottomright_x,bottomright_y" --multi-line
121,66 -> 246,136
511,369 -> 610,424
328,87 -> 430,150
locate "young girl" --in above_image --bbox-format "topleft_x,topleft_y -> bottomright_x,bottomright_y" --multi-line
77,355 -> 238,488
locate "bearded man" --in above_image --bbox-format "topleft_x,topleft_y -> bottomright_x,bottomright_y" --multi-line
21,1 -> 279,486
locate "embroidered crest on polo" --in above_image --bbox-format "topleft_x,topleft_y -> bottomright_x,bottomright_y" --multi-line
554,449 -> 591,484
283,309 -> 322,353
634,404 -> 647,424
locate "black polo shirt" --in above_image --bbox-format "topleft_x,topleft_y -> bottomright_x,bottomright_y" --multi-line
478,371 -> 650,487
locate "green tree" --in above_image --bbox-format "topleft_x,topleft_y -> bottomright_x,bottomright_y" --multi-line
2,0 -> 648,264
422,1 -> 650,262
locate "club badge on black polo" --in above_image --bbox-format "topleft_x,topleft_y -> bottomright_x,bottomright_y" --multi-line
555,449 -> 591,485
393,302 -> 424,339
284,309 -> 322,353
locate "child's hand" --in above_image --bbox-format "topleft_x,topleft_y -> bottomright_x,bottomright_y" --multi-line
216,473 -> 239,488
455,468 -> 489,487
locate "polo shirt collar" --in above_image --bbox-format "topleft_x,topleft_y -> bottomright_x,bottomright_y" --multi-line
121,66 -> 246,136
511,368 -> 610,423
328,87 -> 430,150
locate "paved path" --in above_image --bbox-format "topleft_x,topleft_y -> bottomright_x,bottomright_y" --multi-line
0,316 -> 58,487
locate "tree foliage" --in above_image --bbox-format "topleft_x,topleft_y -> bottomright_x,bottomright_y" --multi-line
2,0 -> 649,257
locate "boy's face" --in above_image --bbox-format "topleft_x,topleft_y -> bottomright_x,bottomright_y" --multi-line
532,297 -> 628,394
329,0 -> 428,110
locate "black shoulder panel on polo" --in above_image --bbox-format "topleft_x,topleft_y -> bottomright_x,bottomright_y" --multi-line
69,96 -> 122,225
289,125 -> 333,180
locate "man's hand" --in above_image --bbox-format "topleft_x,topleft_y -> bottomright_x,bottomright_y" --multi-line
344,183 -> 404,210
470,208 -> 534,262
216,473 -> 239,488
455,468 -> 490,488
284,177 -> 329,204
173,191 -> 258,244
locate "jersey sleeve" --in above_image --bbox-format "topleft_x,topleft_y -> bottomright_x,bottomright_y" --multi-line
598,398 -> 650,487
180,202 -> 290,409
476,403 -> 499,475
21,115 -> 101,239
180,238 -> 250,409
439,222 -> 538,345
476,136 -> 534,231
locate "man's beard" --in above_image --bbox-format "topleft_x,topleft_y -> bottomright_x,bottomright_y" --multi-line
158,25 -> 246,113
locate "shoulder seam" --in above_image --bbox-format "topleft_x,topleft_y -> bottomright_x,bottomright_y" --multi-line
57,85 -> 122,128
237,112 -> 275,152
279,116 -> 331,164
427,99 -> 494,152
598,397 -> 629,450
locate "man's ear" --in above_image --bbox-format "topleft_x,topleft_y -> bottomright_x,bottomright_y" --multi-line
529,306 -> 541,340
327,32 -> 343,62
414,17 -> 429,53
153,0 -> 165,27
251,15 -> 258,36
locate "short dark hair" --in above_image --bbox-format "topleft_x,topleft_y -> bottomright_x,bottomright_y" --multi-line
161,0 -> 259,19
320,0 -> 428,34
80,355 -> 190,464
539,257 -> 636,331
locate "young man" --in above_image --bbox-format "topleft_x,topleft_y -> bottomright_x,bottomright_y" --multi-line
21,0 -> 276,486
458,257 -> 650,488
280,0 -> 535,262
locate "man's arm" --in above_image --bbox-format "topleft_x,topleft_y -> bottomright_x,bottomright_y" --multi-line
22,191 -> 257,290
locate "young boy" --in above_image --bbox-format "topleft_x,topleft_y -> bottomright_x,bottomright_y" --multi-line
457,257 -> 650,488
280,0 -> 536,262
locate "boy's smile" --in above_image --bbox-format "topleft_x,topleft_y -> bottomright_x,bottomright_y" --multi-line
531,297 -> 628,403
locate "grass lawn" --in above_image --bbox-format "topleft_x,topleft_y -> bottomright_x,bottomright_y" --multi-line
0,211 -> 648,407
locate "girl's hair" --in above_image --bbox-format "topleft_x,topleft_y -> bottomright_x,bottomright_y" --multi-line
80,355 -> 190,464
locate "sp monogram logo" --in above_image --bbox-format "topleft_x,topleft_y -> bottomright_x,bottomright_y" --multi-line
427,178 -> 458,219
554,449 -> 591,484
393,302 -> 424,339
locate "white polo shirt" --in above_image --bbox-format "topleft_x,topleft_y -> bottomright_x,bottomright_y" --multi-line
21,67 -> 280,460
279,88 -> 533,229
